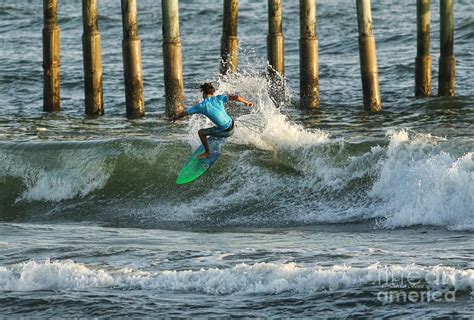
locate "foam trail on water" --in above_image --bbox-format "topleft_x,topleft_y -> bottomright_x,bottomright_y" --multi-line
1,259 -> 472,295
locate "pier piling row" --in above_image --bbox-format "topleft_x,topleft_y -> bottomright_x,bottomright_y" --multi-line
220,0 -> 239,75
356,0 -> 382,112
121,0 -> 145,118
40,1 -> 460,116
438,0 -> 455,96
42,0 -> 61,112
162,0 -> 185,117
415,0 -> 432,98
299,0 -> 319,109
82,0 -> 104,116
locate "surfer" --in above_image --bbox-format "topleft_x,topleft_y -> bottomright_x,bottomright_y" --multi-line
172,82 -> 253,159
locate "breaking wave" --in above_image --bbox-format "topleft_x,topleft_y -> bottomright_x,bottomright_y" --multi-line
0,72 -> 472,231
1,259 -> 472,295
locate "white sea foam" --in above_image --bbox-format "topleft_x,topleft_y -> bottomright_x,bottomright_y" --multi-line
184,72 -> 328,152
0,259 -> 472,295
370,130 -> 474,231
173,125 -> 473,230
220,74 -> 329,150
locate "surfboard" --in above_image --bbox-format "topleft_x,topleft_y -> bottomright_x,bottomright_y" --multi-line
176,137 -> 227,185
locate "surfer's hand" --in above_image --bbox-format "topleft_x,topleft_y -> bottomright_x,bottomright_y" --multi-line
246,101 -> 253,108
170,110 -> 188,123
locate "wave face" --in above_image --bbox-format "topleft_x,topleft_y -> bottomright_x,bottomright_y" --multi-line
0,72 -> 473,231
0,73 -> 472,231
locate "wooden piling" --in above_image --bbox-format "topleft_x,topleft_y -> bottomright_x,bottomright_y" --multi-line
438,0 -> 455,96
267,0 -> 285,75
299,0 -> 319,109
415,0 -> 432,97
220,0 -> 239,75
356,0 -> 381,111
121,0 -> 145,118
162,0 -> 184,117
82,0 -> 103,116
42,0 -> 60,112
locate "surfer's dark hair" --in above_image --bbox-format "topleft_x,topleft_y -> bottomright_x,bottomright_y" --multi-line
200,82 -> 216,95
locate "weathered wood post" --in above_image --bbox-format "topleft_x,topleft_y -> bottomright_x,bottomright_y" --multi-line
162,0 -> 184,117
82,0 -> 103,116
121,0 -> 145,118
356,0 -> 381,111
299,0 -> 319,109
220,0 -> 239,75
438,0 -> 455,96
42,0 -> 60,112
415,0 -> 432,97
267,0 -> 284,75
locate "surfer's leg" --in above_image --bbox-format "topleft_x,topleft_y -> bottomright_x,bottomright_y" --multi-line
197,124 -> 233,159
198,129 -> 211,159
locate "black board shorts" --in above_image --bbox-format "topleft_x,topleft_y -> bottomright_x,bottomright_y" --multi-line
203,120 -> 235,138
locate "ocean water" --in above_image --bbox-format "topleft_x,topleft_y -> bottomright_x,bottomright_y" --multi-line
0,0 -> 473,317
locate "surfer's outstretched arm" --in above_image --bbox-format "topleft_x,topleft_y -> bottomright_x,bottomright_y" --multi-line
229,95 -> 253,107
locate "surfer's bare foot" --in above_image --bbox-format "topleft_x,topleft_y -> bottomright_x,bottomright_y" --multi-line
198,152 -> 211,159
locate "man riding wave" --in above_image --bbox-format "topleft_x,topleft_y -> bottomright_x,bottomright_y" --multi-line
172,82 -> 253,159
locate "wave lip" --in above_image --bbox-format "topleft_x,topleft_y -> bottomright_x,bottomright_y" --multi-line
1,142 -> 113,202
1,259 -> 472,296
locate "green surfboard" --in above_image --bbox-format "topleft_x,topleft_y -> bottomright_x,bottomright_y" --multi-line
176,137 -> 227,185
